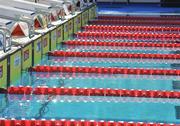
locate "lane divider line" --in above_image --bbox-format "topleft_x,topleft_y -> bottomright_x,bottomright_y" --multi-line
90,19 -> 180,26
0,119 -> 177,126
7,86 -> 180,99
29,66 -> 180,76
65,40 -> 180,48
76,32 -> 180,40
48,51 -> 180,60
83,25 -> 180,32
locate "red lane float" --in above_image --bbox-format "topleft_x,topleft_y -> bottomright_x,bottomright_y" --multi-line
65,40 -> 180,48
48,51 -> 180,60
90,20 -> 180,26
7,86 -> 180,99
6,86 -> 33,95
29,66 -> 180,76
76,32 -> 180,40
0,119 -> 178,126
83,25 -> 180,32
98,15 -> 180,21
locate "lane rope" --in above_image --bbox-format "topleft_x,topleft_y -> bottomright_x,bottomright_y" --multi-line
65,40 -> 180,48
48,51 -> 180,60
0,119 -> 178,126
7,86 -> 180,99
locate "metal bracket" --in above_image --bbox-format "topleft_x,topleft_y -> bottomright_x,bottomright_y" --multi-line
15,15 -> 36,38
35,8 -> 54,28
64,0 -> 76,15
0,26 -> 12,53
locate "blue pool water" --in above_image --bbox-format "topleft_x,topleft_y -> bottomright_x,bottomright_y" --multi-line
1,5 -> 180,123
19,72 -> 178,91
9,49 -> 179,92
97,3 -> 180,15
98,3 -> 180,12
46,58 -> 174,69
4,42 -> 180,124
0,94 -> 180,124
26,74 -> 176,90
47,57 -> 180,69
62,45 -> 175,54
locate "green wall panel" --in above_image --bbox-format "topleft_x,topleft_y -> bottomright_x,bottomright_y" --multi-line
74,16 -> 78,33
33,37 -> 42,65
86,10 -> 89,24
68,19 -> 74,37
78,15 -> 82,31
50,28 -> 57,51
0,59 -> 7,89
82,11 -> 86,26
82,10 -> 89,26
93,5 -> 97,18
22,44 -> 32,70
88,7 -> 92,20
64,22 -> 69,41
89,4 -> 96,20
57,25 -> 63,43
10,50 -> 21,84
74,15 -> 82,33
42,33 -> 50,54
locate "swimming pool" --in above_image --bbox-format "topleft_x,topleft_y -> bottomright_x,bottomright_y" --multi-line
1,11 -> 180,125
5,38 -> 180,125
0,94 -> 180,124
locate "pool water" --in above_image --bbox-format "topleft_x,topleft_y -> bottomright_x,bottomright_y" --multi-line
1,11 -> 180,124
19,72 -> 178,91
0,94 -> 180,123
11,51 -> 180,91
61,45 -> 176,54
2,35 -> 179,123
47,57 -> 177,69
97,3 -> 180,14
2,41 -> 180,124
